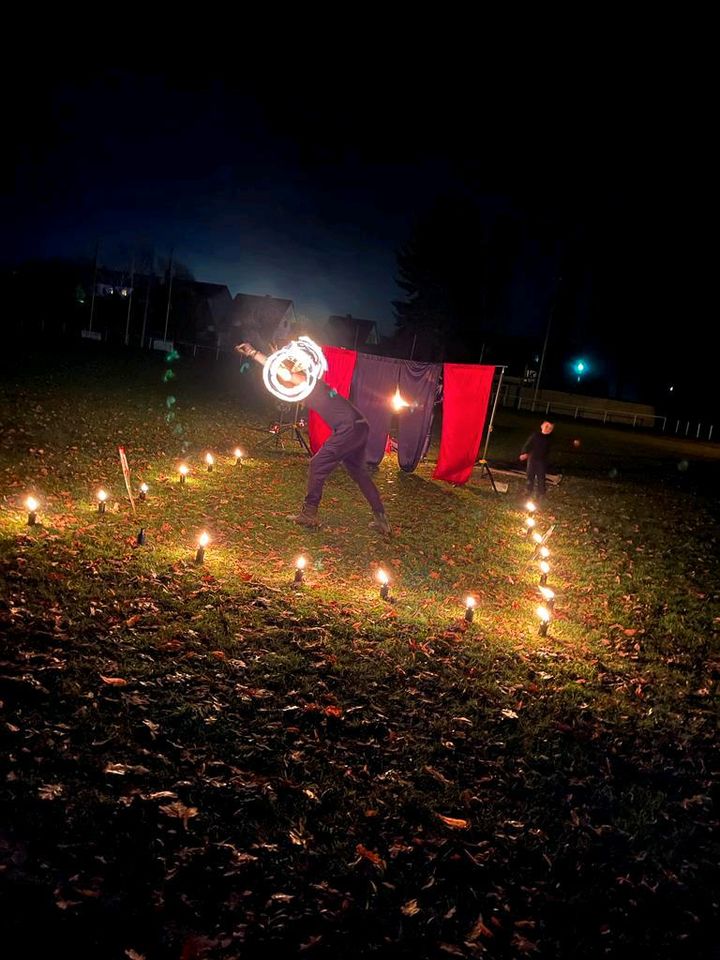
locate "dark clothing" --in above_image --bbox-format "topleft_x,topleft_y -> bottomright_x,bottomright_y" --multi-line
522,431 -> 553,498
521,431 -> 553,459
305,381 -> 362,430
304,383 -> 385,513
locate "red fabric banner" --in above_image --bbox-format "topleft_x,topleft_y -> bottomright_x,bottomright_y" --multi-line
308,346 -> 358,453
433,364 -> 495,484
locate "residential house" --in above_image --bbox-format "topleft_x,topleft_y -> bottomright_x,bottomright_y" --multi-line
324,314 -> 380,351
223,293 -> 296,349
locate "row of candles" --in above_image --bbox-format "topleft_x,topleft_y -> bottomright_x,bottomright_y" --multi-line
523,501 -> 555,636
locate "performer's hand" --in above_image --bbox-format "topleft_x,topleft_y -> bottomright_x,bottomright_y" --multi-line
235,342 -> 256,358
519,453 -> 528,461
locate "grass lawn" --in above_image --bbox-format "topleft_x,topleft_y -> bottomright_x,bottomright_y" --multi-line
1,345 -> 719,959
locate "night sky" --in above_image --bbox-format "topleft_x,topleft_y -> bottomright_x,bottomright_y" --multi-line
3,51 -> 713,404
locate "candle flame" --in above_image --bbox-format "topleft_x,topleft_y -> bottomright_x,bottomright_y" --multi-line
296,555 -> 306,570
465,596 -> 476,609
525,516 -> 536,528
532,532 -> 543,544
97,489 -> 108,502
526,500 -> 537,513
539,586 -> 555,601
198,531 -> 210,547
205,453 -> 214,465
391,387 -> 409,411
179,464 -> 189,475
26,495 -> 39,511
376,568 -> 389,585
539,560 -> 550,574
539,546 -> 550,559
140,483 -> 149,493
536,604 -> 552,623
234,448 -> 243,458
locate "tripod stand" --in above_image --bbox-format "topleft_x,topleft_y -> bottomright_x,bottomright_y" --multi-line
257,401 -> 311,455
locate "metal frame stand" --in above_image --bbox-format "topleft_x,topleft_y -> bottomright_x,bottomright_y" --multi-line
257,402 -> 311,455
476,365 -> 507,493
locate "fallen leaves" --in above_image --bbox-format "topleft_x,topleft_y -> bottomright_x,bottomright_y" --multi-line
159,801 -> 199,830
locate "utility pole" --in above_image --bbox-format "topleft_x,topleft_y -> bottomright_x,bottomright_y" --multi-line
124,253 -> 135,346
162,248 -> 174,343
88,240 -> 100,333
533,275 -> 562,406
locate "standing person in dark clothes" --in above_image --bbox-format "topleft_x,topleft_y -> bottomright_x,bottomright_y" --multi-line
519,420 -> 555,501
236,342 -> 391,534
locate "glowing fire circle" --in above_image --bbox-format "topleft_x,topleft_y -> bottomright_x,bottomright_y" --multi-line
262,337 -> 328,402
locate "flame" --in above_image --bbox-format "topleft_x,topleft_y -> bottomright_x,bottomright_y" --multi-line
376,568 -> 389,585
296,555 -> 306,570
525,516 -> 536,528
526,501 -> 537,513
391,387 -> 409,412
25,496 -> 39,512
532,532 -> 543,544
205,453 -> 214,465
179,464 -> 189,475
465,596 -> 476,610
198,531 -> 210,547
536,604 -> 552,623
97,489 -> 108,502
539,586 -> 555,601
234,448 -> 243,458
539,560 -> 550,574
140,483 -> 149,493
539,546 -> 550,559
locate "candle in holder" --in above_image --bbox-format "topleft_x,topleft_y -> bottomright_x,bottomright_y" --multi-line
539,559 -> 550,585
234,447 -> 244,465
464,595 -> 476,622
195,531 -> 210,564
139,482 -> 149,501
539,585 -> 555,610
524,516 -> 537,536
294,555 -> 306,583
205,453 -> 215,472
525,500 -> 537,514
97,489 -> 108,514
25,495 -> 39,526
377,568 -> 390,600
136,527 -> 146,546
179,464 -> 189,484
536,604 -> 552,636
538,545 -> 550,560
531,531 -> 543,545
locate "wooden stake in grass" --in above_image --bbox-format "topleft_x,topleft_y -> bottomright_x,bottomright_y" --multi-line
25,495 -> 39,526
195,531 -> 210,564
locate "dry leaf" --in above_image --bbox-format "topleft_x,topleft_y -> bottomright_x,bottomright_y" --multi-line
99,675 -> 128,686
437,815 -> 470,830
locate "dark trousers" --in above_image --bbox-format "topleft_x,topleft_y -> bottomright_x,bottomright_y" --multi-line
526,456 -> 547,497
305,419 -> 384,513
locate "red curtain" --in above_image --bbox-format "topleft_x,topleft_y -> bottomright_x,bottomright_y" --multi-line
433,364 -> 495,484
308,346 -> 358,453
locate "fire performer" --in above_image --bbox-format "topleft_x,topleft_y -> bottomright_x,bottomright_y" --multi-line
236,340 -> 390,534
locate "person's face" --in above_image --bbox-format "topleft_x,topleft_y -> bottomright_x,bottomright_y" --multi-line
540,422 -> 554,434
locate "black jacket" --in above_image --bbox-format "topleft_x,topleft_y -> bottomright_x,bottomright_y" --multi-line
521,431 -> 553,461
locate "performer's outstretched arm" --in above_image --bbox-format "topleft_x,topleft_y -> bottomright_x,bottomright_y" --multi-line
235,342 -> 309,388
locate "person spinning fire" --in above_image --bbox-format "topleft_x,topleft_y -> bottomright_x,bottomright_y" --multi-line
236,342 -> 391,534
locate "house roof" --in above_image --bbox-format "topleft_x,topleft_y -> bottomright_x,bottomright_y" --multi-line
326,314 -> 379,347
230,293 -> 294,329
